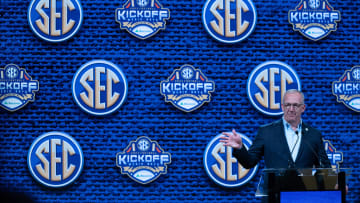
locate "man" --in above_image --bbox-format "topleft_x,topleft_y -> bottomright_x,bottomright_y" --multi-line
220,89 -> 331,169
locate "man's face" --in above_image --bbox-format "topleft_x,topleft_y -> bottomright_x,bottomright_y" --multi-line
281,92 -> 305,124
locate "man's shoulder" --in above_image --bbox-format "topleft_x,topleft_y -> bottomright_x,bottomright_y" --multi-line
302,122 -> 321,134
259,119 -> 283,130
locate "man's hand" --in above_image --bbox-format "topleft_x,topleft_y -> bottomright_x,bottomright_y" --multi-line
335,184 -> 349,195
220,129 -> 243,149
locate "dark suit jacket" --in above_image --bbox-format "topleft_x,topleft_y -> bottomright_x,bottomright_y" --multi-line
233,119 -> 331,169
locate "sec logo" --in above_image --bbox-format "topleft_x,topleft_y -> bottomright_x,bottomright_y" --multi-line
202,0 -> 257,43
27,131 -> 83,188
288,0 -> 340,41
160,64 -> 215,112
28,0 -> 83,42
247,61 -> 301,116
72,60 -> 128,116
115,0 -> 170,39
116,136 -> 171,184
332,66 -> 360,112
0,64 -> 39,112
204,133 -> 258,187
323,140 -> 343,169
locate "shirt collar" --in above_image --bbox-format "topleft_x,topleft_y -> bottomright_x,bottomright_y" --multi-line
282,117 -> 302,131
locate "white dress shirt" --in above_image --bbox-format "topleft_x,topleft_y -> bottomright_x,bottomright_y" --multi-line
283,118 -> 302,162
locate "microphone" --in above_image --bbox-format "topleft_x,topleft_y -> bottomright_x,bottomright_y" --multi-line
290,131 -> 300,158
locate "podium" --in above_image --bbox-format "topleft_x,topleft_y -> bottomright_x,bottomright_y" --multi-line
255,168 -> 351,203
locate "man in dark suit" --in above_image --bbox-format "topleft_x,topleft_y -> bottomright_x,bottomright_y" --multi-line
220,89 -> 331,169
220,89 -> 349,202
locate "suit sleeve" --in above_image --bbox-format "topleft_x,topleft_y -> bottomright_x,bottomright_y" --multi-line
233,128 -> 265,169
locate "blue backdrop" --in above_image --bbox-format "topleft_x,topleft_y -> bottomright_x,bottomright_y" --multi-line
0,0 -> 359,202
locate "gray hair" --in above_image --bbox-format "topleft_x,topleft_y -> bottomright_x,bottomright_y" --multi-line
282,89 -> 305,104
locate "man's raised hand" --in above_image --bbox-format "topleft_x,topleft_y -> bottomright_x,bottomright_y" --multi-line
220,129 -> 243,149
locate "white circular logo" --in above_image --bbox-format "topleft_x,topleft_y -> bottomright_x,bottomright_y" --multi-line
352,68 -> 360,80
6,65 -> 18,79
138,138 -> 150,151
137,0 -> 149,7
181,67 -> 194,79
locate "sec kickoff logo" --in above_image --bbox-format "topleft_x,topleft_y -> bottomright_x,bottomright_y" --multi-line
72,60 -> 128,116
202,0 -> 257,43
288,0 -> 340,41
115,0 -> 170,39
116,136 -> 171,184
247,61 -> 301,116
332,66 -> 360,112
28,0 -> 83,42
324,140 -> 343,169
0,64 -> 39,112
28,131 -> 84,188
204,133 -> 258,187
160,64 -> 215,112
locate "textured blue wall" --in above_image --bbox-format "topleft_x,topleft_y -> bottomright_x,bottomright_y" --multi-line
0,0 -> 359,202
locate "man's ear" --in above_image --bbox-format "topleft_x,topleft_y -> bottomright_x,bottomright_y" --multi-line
302,104 -> 306,112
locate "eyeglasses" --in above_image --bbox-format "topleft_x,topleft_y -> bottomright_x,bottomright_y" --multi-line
283,103 -> 304,110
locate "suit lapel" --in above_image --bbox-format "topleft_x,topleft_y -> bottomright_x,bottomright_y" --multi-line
294,122 -> 308,163
276,119 -> 293,159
